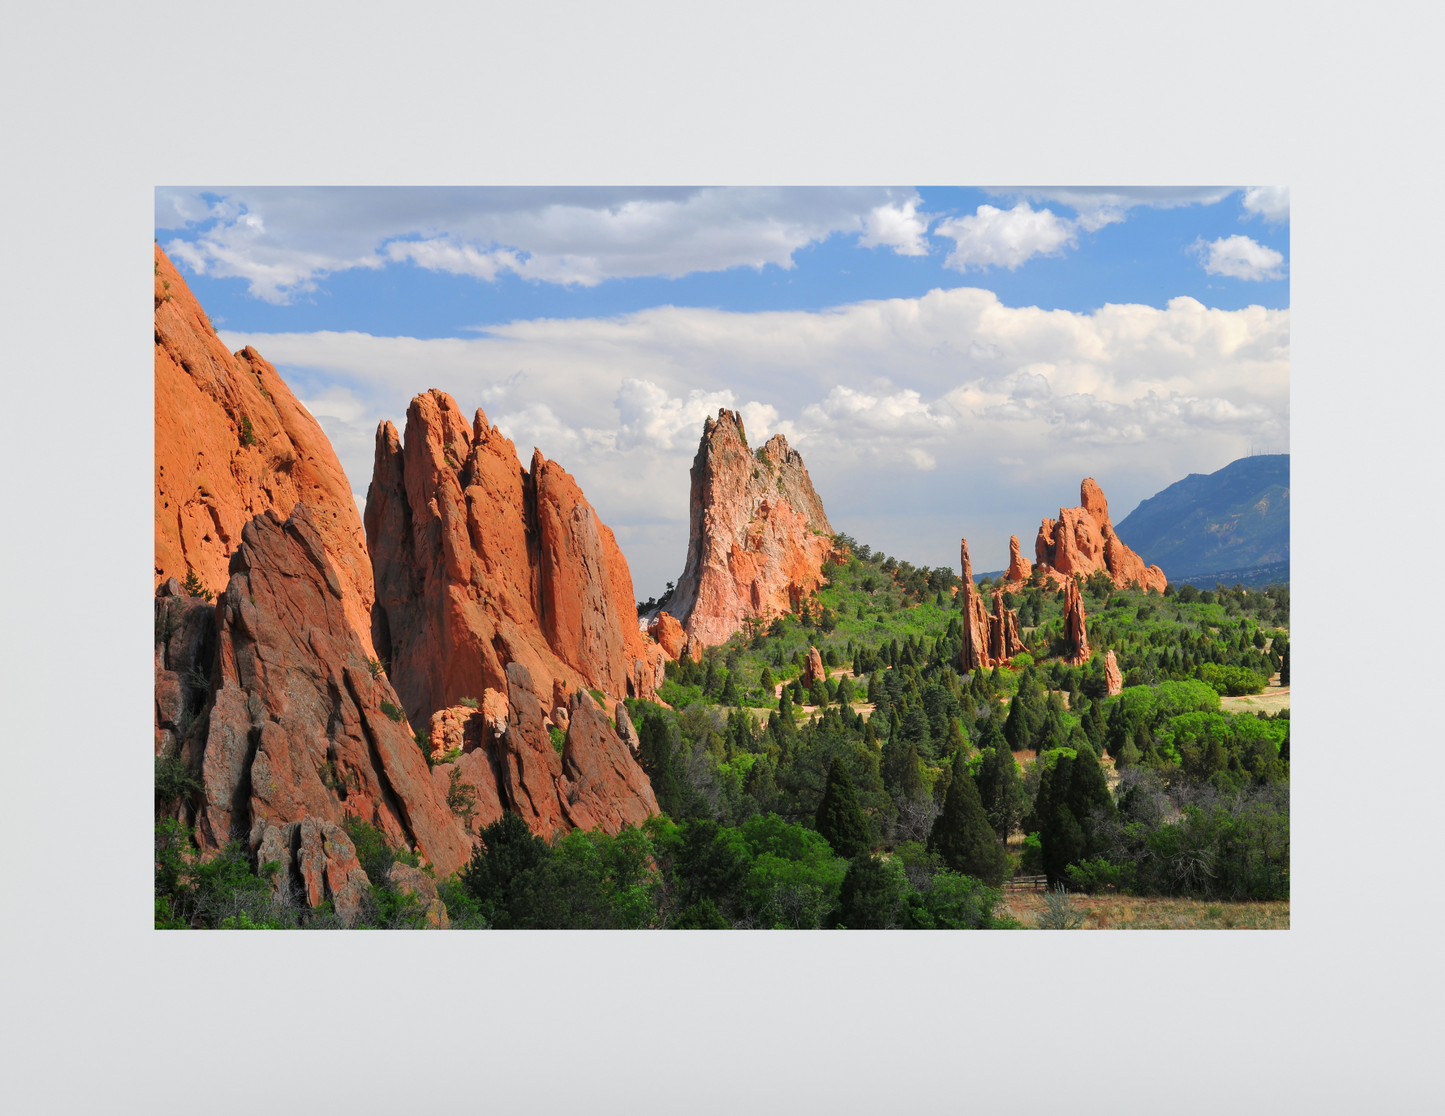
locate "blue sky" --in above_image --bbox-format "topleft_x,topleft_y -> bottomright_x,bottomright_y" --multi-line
156,186 -> 1290,595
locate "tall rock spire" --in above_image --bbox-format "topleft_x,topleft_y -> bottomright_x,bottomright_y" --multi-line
663,409 -> 835,650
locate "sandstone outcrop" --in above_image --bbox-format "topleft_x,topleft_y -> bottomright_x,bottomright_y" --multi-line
154,245 -> 375,654
366,389 -> 666,727
959,539 -> 1026,671
1005,535 -> 1033,583
182,502 -> 474,886
648,611 -> 687,660
664,409 -> 835,649
1031,478 -> 1167,593
802,646 -> 826,688
1104,649 -> 1123,696
1063,577 -> 1091,666
388,861 -> 450,928
155,577 -> 218,760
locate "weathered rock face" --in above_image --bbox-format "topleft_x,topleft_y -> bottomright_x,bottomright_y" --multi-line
154,578 -> 218,759
388,861 -> 450,928
366,389 -> 665,727
154,245 -> 375,655
1104,649 -> 1123,696
183,502 -> 474,886
1063,577 -> 1091,666
665,409 -> 835,649
1032,478 -> 1167,593
559,689 -> 660,833
959,539 -> 1026,671
1006,535 -> 1033,583
989,590 -> 1026,662
648,611 -> 687,660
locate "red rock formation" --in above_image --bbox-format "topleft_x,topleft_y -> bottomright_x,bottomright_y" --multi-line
802,646 -> 826,688
366,389 -> 665,728
387,862 -> 450,928
1063,577 -> 1091,666
1006,535 -> 1033,584
1104,649 -> 1123,696
1032,478 -> 1167,593
154,245 -> 375,655
648,611 -> 687,660
959,538 -> 994,672
183,503 -> 474,899
558,689 -> 660,833
989,589 -> 1026,661
666,409 -> 835,648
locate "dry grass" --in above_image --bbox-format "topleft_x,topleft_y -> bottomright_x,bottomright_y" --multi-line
1001,890 -> 1289,929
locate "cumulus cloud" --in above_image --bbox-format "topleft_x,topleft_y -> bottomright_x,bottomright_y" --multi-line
614,379 -> 737,451
932,202 -> 1076,272
157,186 -> 928,301
989,186 -> 1240,231
222,287 -> 1287,590
1242,186 -> 1290,223
858,197 -> 931,256
1191,234 -> 1287,281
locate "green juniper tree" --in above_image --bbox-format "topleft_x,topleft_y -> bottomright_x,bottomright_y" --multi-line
815,758 -> 872,857
928,754 -> 1008,885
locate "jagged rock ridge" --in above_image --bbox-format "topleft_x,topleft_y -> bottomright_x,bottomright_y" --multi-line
366,389 -> 666,728
1030,478 -> 1167,594
153,244 -> 375,655
958,539 -> 1025,671
663,408 -> 836,650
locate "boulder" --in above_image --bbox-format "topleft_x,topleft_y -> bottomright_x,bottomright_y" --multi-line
665,409 -> 835,650
388,862 -> 450,928
366,390 -> 665,728
1105,649 -> 1123,696
648,610 -> 687,660
153,245 -> 375,655
427,704 -> 487,761
185,503 -> 472,881
615,701 -> 641,753
1031,478 -> 1167,593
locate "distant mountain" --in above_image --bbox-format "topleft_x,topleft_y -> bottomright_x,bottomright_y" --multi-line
1114,455 -> 1289,581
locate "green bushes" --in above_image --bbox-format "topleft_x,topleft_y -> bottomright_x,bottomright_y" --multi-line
379,700 -> 405,723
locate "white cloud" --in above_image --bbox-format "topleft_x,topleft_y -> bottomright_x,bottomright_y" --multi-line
158,186 -> 927,301
932,202 -> 1076,272
222,288 -> 1287,591
614,379 -> 737,451
1242,186 -> 1290,223
990,186 -> 1240,231
1192,235 -> 1287,281
858,197 -> 931,256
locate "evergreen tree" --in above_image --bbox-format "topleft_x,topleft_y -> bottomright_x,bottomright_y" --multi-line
837,854 -> 904,929
928,756 -> 1008,885
974,734 -> 1024,844
759,664 -> 774,693
815,759 -> 871,857
1279,638 -> 1290,685
1004,694 -> 1032,752
777,686 -> 795,727
638,711 -> 687,819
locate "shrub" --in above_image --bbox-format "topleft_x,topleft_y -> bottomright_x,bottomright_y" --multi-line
549,726 -> 565,754
239,415 -> 257,447
181,569 -> 213,602
365,656 -> 387,679
155,755 -> 203,812
457,696 -> 480,709
1011,651 -> 1034,670
447,766 -> 478,828
1036,883 -> 1086,929
379,700 -> 406,723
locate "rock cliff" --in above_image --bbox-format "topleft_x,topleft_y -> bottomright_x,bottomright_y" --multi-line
153,245 -> 375,654
1031,478 -> 1167,593
664,409 -> 835,650
1104,648 -> 1123,696
366,389 -> 666,728
181,502 -> 474,893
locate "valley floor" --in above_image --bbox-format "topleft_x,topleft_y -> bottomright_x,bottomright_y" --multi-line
1001,890 -> 1290,929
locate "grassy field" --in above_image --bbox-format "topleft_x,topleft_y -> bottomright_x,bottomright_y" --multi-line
1001,890 -> 1290,929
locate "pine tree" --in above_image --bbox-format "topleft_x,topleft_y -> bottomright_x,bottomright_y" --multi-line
1004,694 -> 1031,752
974,735 -> 1023,843
815,759 -> 871,857
928,756 -> 1008,885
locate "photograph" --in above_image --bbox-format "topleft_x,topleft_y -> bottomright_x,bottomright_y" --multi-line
152,185 -> 1290,931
